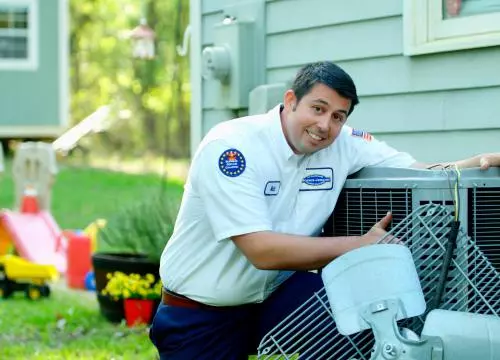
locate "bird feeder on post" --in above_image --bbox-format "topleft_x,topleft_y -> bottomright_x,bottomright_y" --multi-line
130,18 -> 156,60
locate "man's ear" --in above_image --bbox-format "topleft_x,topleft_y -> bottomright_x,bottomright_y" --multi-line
283,90 -> 297,111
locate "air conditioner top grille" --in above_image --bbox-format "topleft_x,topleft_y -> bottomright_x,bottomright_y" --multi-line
331,188 -> 412,236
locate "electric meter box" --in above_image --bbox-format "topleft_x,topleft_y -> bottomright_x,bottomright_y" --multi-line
202,20 -> 256,110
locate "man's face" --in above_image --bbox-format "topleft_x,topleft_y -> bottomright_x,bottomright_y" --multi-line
281,83 -> 351,155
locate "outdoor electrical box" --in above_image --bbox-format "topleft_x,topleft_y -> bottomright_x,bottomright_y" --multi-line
248,83 -> 286,115
202,18 -> 256,110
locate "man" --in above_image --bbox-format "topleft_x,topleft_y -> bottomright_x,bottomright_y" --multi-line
150,61 -> 500,359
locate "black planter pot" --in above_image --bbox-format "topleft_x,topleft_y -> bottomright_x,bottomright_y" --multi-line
91,252 -> 160,323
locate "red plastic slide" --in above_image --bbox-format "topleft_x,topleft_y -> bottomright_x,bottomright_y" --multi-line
1,210 -> 67,273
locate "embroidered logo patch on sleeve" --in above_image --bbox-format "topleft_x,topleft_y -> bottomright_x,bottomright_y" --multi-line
351,128 -> 373,141
219,148 -> 246,177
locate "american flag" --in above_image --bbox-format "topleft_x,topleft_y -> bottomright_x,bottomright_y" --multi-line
351,128 -> 373,141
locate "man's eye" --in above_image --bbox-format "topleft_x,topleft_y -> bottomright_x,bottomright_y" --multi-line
333,113 -> 344,122
313,106 -> 322,113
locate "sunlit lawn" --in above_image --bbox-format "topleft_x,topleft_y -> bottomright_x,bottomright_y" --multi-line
0,286 -> 158,359
0,159 -> 185,229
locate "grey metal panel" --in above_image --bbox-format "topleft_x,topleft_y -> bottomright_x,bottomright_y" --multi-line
202,109 -> 235,135
267,17 -> 402,68
202,0 -> 226,14
202,78 -> 223,109
190,0 -> 203,157
203,0 -> 250,14
345,167 -> 500,189
202,11 -> 223,46
373,129 -> 500,164
267,46 -> 500,96
349,86 -> 500,133
266,0 -> 401,34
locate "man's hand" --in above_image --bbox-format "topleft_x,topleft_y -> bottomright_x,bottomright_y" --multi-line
360,212 -> 394,246
479,153 -> 500,170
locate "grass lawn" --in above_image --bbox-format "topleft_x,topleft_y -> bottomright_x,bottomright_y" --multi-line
0,289 -> 293,360
0,159 -> 185,359
0,159 -> 185,229
0,286 -> 158,359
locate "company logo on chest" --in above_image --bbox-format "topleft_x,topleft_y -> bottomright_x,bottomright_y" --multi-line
300,167 -> 334,191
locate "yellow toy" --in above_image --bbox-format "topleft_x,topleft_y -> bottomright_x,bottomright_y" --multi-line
0,254 -> 58,300
84,218 -> 106,253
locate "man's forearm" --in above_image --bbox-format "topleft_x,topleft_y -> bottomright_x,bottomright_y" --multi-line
412,153 -> 500,170
232,231 -> 365,271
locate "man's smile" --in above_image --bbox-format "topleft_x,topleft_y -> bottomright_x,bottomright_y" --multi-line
306,129 -> 325,141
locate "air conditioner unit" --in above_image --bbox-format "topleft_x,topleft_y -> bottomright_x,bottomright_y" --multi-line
258,167 -> 500,359
326,167 -> 500,275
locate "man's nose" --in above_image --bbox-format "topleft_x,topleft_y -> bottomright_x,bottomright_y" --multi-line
317,116 -> 330,132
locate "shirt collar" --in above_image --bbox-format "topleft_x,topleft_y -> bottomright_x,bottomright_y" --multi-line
268,104 -> 306,165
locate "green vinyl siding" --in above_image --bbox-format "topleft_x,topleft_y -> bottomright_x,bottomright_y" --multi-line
0,0 -> 60,127
195,0 -> 500,162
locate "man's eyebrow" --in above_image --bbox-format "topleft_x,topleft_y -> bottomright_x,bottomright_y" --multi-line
312,99 -> 330,106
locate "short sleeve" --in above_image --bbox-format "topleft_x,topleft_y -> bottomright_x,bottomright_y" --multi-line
345,127 -> 416,175
191,140 -> 273,241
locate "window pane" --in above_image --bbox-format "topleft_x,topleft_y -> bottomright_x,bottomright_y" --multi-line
0,12 -> 9,29
12,10 -> 28,29
0,36 -> 27,59
0,7 -> 29,29
444,0 -> 500,19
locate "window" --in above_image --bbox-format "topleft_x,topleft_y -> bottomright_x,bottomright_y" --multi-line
404,0 -> 500,55
0,0 -> 38,70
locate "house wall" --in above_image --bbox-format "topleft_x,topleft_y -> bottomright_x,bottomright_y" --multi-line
0,0 -> 67,137
194,0 -> 500,162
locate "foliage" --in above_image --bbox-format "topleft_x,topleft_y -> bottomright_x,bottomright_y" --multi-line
70,0 -> 191,158
96,191 -> 179,263
101,272 -> 162,301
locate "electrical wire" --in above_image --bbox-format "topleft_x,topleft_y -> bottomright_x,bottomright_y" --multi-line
439,164 -> 461,221
454,164 -> 462,221
428,164 -> 462,313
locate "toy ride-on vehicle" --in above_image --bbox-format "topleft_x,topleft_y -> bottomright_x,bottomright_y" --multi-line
0,255 -> 58,300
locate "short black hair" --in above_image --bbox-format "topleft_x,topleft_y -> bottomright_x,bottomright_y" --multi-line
291,61 -> 359,115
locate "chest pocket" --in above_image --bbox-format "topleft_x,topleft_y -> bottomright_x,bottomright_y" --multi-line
295,166 -> 343,235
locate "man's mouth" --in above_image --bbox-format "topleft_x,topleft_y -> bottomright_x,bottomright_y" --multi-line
306,129 -> 324,141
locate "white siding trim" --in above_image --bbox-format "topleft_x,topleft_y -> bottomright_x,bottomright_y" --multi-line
190,0 -> 202,157
0,0 -> 38,70
0,125 -> 64,137
59,0 -> 69,128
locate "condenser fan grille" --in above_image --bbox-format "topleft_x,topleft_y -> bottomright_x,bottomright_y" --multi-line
468,187 -> 500,272
331,188 -> 412,236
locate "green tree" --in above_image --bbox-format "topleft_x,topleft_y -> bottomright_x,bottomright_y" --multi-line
70,0 -> 190,158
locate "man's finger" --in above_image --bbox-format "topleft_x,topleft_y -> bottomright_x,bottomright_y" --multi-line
375,211 -> 392,230
480,157 -> 490,170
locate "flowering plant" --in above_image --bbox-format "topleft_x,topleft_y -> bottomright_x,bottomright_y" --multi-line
101,271 -> 162,301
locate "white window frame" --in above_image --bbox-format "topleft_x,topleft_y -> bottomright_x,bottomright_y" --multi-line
0,0 -> 38,70
404,0 -> 500,56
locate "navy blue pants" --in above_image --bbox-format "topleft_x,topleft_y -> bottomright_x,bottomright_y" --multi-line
149,271 -> 324,360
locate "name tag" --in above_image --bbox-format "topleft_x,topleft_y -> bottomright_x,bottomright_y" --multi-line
300,167 -> 334,191
264,181 -> 281,196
